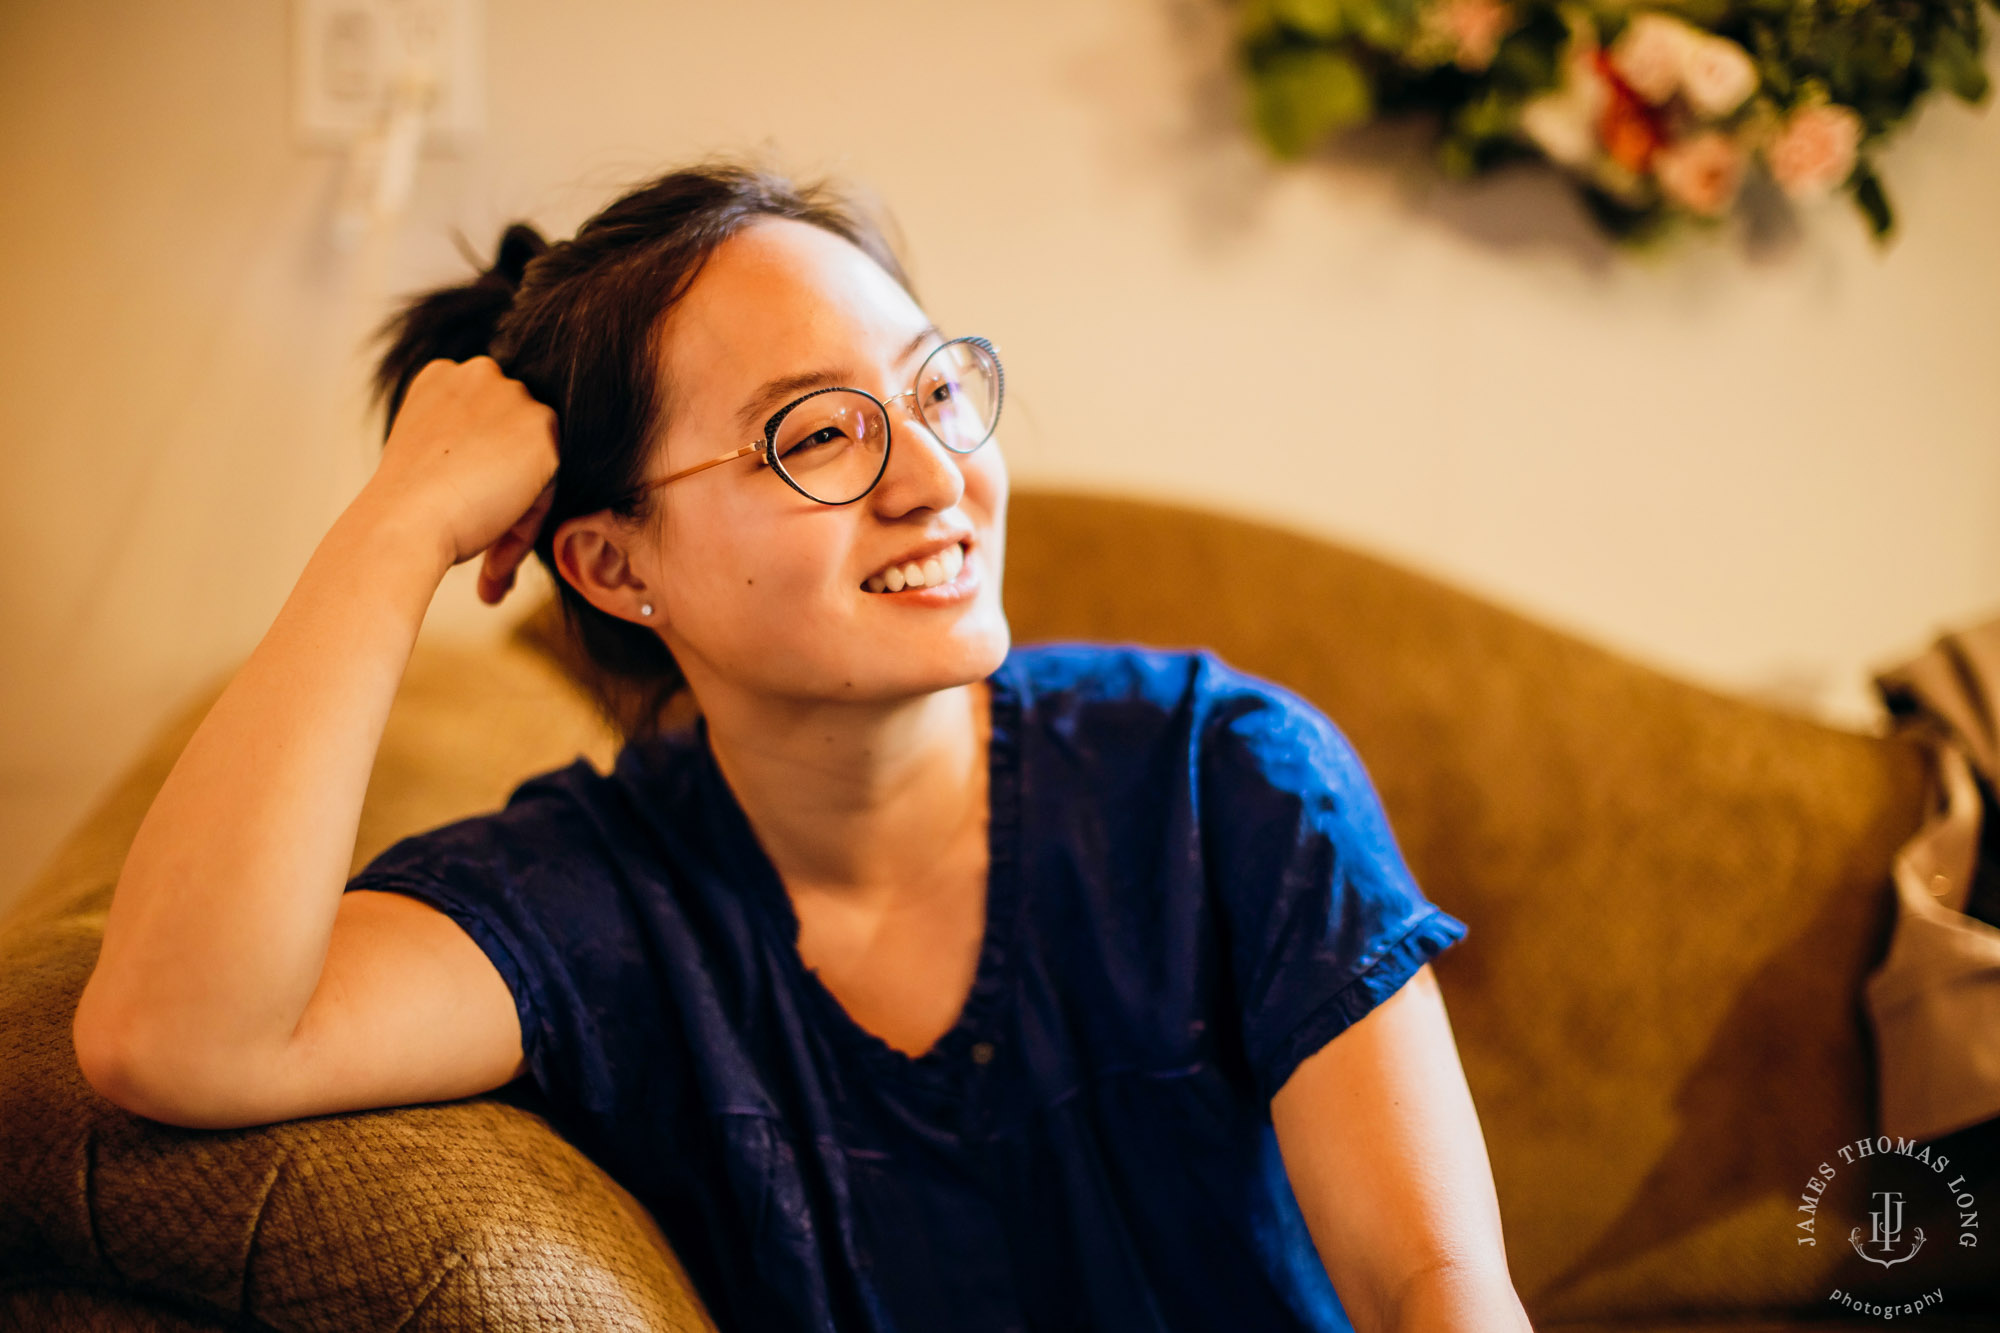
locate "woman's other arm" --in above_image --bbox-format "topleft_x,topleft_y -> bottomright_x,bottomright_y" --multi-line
72,357 -> 558,1130
1270,963 -> 1534,1333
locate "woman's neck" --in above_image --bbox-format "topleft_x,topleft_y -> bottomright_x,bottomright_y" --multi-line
696,678 -> 991,904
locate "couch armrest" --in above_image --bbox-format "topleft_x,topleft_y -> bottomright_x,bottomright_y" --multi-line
0,880 -> 716,1331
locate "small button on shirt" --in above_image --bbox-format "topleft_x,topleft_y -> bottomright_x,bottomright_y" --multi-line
345,642 -> 1469,1333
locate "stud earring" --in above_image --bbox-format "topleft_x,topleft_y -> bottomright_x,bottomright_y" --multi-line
639,602 -> 654,618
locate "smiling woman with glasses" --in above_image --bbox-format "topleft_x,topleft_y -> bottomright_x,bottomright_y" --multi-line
74,161 -> 1529,1332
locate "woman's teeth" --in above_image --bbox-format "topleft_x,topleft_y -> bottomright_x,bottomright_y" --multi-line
863,541 -> 964,594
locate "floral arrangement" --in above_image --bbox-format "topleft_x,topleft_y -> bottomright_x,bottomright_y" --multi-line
1237,0 -> 1996,242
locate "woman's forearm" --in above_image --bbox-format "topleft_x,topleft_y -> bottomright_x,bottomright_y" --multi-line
74,491 -> 452,1108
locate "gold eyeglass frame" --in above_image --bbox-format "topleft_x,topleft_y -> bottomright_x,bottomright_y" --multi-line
638,335 -> 1003,507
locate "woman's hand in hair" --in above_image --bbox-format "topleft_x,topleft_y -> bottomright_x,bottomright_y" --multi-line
362,355 -> 559,604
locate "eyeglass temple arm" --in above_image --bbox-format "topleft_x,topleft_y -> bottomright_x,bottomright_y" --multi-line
644,442 -> 765,491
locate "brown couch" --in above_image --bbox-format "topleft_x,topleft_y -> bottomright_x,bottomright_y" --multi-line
4,488 -> 1996,1330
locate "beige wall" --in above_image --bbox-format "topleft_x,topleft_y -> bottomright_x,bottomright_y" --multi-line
3,0 -> 1997,914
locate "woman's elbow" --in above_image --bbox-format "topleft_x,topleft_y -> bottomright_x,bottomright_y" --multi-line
1389,1259 -> 1534,1333
71,990 -> 274,1130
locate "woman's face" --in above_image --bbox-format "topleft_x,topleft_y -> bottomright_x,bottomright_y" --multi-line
635,216 -> 1011,709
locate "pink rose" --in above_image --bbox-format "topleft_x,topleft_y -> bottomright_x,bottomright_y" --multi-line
1653,130 -> 1746,216
1766,102 -> 1863,197
1440,0 -> 1515,71
1417,0 -> 1518,73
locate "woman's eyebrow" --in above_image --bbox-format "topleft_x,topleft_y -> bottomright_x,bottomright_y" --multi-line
733,325 -> 942,436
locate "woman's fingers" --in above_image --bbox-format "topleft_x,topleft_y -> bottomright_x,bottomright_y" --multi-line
476,479 -> 556,606
475,552 -> 518,606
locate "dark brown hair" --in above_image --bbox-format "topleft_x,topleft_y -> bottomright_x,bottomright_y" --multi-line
372,159 -> 916,738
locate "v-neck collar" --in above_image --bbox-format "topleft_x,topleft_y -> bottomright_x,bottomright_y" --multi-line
689,654 -> 1025,1089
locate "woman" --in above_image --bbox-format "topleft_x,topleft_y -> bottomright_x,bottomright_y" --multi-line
73,161 -> 1531,1332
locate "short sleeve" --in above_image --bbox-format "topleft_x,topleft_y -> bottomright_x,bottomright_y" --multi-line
1194,654 -> 1468,1103
342,758 -> 647,1116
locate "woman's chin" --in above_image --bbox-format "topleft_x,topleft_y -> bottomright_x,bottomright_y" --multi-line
828,615 -> 1011,703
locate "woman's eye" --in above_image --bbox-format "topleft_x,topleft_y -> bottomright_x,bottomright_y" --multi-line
783,426 -> 847,456
927,382 -> 960,406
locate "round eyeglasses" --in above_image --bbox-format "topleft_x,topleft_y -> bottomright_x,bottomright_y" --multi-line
641,335 -> 1004,506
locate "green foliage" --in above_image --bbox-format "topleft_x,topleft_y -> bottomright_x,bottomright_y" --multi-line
1926,26 -> 1989,100
1852,159 -> 1895,236
1251,48 -> 1376,156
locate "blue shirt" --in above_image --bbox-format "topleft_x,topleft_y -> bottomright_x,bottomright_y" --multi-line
345,641 -> 1469,1333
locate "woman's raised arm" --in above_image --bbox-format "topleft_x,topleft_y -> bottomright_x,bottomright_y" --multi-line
72,356 -> 559,1129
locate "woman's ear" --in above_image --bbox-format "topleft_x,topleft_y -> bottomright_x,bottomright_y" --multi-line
552,512 -> 654,624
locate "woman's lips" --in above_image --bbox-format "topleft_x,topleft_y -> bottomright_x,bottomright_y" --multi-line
859,540 -> 978,603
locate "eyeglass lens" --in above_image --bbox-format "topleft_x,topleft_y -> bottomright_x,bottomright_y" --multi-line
769,339 -> 1001,504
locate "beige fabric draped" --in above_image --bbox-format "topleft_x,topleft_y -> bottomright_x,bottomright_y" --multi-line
1867,616 -> 2000,1142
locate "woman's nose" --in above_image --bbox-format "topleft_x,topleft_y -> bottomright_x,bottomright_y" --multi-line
869,399 -> 967,515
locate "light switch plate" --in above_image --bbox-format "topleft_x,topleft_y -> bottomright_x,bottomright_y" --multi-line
292,0 -> 483,150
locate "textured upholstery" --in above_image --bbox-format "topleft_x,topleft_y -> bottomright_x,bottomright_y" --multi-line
3,487 -> 1995,1329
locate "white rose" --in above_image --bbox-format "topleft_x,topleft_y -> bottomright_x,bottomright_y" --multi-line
1680,36 -> 1759,118
1653,129 -> 1747,215
1766,102 -> 1863,197
1610,12 -> 1697,105
1518,44 -> 1610,168
1520,93 -> 1597,167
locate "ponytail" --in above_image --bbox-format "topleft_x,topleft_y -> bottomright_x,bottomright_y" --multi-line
370,222 -> 550,435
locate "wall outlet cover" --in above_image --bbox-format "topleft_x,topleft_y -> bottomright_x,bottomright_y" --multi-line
292,0 -> 483,150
